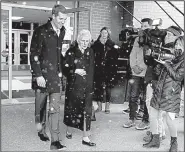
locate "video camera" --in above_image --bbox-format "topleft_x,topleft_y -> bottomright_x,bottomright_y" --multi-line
138,18 -> 175,61
119,26 -> 139,42
119,19 -> 175,61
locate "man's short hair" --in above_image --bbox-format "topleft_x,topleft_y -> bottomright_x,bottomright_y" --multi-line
141,18 -> 153,26
52,5 -> 67,16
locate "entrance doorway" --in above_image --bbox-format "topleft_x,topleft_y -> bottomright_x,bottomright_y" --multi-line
12,30 -> 31,65
1,2 -> 90,100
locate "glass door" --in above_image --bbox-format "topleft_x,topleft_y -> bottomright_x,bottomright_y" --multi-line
1,5 -> 12,99
12,30 -> 31,65
20,32 -> 30,65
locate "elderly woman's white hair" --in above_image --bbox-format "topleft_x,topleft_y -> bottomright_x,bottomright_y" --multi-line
77,29 -> 92,44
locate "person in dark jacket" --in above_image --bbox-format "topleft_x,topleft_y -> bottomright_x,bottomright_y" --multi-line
30,5 -> 67,150
143,26 -> 182,143
63,30 -> 96,147
92,27 -> 119,114
143,33 -> 184,152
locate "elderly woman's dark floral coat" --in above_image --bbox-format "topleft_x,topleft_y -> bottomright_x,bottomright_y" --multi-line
63,45 -> 94,131
150,52 -> 184,113
30,21 -> 65,93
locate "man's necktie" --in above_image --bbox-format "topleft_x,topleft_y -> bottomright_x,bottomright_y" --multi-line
56,29 -> 60,37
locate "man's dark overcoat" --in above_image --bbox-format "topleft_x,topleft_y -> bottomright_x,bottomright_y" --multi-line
30,21 -> 65,93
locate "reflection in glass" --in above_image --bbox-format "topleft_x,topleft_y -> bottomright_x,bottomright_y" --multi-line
20,34 -> 28,64
20,34 -> 28,42
1,10 -> 9,66
1,9 -> 9,99
20,43 -> 28,64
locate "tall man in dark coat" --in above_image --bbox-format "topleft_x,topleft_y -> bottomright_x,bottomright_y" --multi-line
30,5 -> 67,150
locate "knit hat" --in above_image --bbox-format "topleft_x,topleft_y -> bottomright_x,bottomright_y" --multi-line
166,26 -> 182,36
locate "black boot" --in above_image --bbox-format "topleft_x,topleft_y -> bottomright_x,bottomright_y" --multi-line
50,141 -> 66,150
38,132 -> 50,141
37,123 -> 50,141
169,137 -> 178,152
143,134 -> 160,148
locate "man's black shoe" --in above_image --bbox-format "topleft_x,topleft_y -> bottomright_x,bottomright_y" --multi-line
91,115 -> 96,121
38,132 -> 50,141
82,140 -> 96,146
122,108 -> 130,114
50,141 -> 66,150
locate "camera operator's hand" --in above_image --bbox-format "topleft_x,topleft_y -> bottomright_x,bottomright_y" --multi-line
145,48 -> 152,56
154,59 -> 165,64
154,59 -> 172,65
132,65 -> 143,74
138,30 -> 144,37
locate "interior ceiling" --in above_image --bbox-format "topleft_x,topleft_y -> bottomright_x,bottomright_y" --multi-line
12,8 -> 52,24
3,1 -> 74,24
4,1 -> 74,8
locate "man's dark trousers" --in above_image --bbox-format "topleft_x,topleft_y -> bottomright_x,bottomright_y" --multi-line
139,82 -> 149,122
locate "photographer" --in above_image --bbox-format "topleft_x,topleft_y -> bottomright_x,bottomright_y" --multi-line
123,18 -> 152,128
143,28 -> 183,152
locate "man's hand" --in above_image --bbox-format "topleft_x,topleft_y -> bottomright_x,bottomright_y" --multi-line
75,69 -> 86,77
36,76 -> 46,88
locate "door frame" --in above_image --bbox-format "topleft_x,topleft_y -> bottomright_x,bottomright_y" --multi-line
1,4 -> 13,99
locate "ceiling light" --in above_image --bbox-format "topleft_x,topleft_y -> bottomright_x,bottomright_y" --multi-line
12,16 -> 24,20
22,2 -> 26,5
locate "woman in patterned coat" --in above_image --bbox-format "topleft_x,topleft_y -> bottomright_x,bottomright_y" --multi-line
63,30 -> 96,146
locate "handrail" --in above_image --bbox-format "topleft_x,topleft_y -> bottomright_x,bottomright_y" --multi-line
155,1 -> 184,32
167,1 -> 184,16
116,1 -> 141,24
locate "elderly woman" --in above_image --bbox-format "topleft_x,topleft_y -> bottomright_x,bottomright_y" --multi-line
63,30 -> 96,146
143,35 -> 184,152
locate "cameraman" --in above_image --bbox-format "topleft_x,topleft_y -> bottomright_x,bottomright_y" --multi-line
143,27 -> 183,152
123,18 -> 153,128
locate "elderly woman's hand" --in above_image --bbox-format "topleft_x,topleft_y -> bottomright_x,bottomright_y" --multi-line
75,69 -> 86,77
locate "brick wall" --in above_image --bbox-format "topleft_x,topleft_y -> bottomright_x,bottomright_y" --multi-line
133,1 -> 184,30
78,1 -> 112,41
121,1 -> 134,28
111,1 -> 124,44
78,1 -> 123,44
